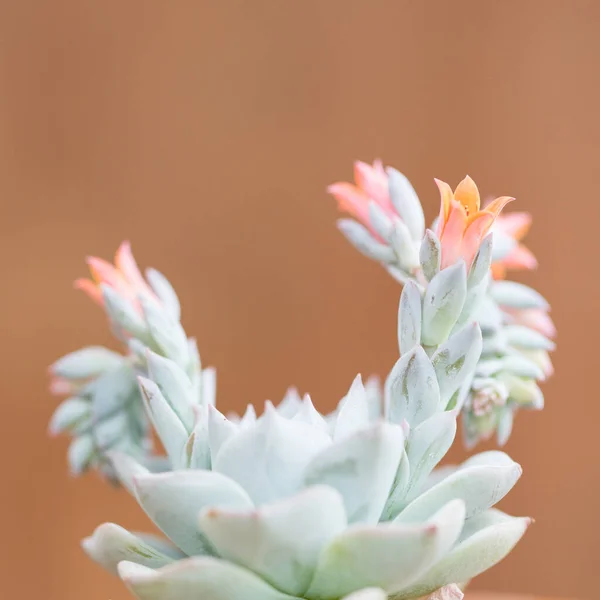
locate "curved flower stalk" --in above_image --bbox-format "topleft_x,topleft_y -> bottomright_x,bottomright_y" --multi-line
48,242 -> 215,477
81,272 -> 530,599
329,161 -> 555,446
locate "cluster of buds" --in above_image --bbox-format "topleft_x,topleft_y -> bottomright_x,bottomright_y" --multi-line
49,242 -> 215,477
462,260 -> 554,447
329,161 -> 555,446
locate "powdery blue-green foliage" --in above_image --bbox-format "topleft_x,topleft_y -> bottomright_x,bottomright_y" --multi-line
333,163 -> 555,447
81,315 -> 529,599
47,164 -> 552,598
49,251 -> 215,479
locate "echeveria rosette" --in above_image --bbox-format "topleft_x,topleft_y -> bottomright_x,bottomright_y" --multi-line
49,242 -> 215,477
81,278 -> 530,599
329,161 -> 555,446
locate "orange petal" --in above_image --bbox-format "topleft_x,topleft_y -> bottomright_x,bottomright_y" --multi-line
462,212 -> 494,267
454,175 -> 481,215
86,256 -> 119,285
495,211 -> 532,240
327,182 -> 372,226
86,256 -> 134,302
434,178 -> 454,235
74,278 -> 104,306
439,200 -> 468,268
483,196 -> 514,219
115,241 -> 152,296
353,160 -> 392,213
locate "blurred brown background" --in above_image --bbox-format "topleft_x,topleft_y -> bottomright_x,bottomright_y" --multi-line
0,1 -> 596,599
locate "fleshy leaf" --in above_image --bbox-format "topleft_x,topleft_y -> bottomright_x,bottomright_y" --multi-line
306,500 -> 465,599
467,233 -> 493,288
385,346 -> 440,428
334,375 -> 370,440
133,470 -> 253,556
118,557 -> 299,600
420,230 -> 442,282
90,364 -> 137,421
304,422 -> 404,524
182,410 -> 211,470
141,296 -> 190,367
421,262 -> 467,346
50,346 -> 123,379
82,523 -> 176,574
387,167 -> 425,242
394,516 -> 531,599
368,201 -> 394,241
214,404 -> 331,505
398,281 -> 422,355
381,448 -> 410,521
455,508 -> 513,543
431,323 -> 482,407
102,285 -> 148,339
201,367 -> 217,406
146,351 -> 195,432
499,355 -> 544,380
48,398 -> 90,436
107,451 -> 150,495
390,219 -> 420,271
292,394 -> 330,434
395,452 -> 522,523
504,325 -> 555,351
207,405 -> 238,464
277,387 -> 303,418
337,219 -> 396,263
93,411 -> 128,448
200,486 -> 347,596
138,377 -> 188,468
497,408 -> 514,446
67,435 -> 95,475
490,281 -> 549,310
401,411 -> 457,507
146,268 -> 181,322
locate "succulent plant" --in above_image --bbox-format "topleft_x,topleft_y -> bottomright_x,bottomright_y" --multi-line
82,338 -> 528,599
329,161 -> 555,446
72,237 -> 528,600
47,162 -> 550,598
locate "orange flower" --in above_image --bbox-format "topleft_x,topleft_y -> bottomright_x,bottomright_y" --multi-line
435,176 -> 513,269
490,211 -> 537,279
75,241 -> 155,312
327,160 -> 395,237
